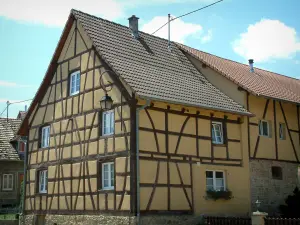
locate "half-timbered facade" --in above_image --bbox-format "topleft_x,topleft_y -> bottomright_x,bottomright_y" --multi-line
179,44 -> 300,214
17,9 -> 259,225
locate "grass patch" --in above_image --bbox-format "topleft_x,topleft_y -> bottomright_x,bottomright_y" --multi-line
0,214 -> 17,220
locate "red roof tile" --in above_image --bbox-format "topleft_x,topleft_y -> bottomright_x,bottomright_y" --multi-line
178,44 -> 300,104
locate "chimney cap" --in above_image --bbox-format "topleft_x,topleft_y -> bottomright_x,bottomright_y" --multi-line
248,59 -> 254,64
128,15 -> 139,20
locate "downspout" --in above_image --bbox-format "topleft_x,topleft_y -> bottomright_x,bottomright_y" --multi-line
136,99 -> 150,225
22,137 -> 28,224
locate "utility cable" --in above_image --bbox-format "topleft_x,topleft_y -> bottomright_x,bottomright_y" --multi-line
151,0 -> 224,35
0,98 -> 33,117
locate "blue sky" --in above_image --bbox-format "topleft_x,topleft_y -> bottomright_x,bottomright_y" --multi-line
0,0 -> 300,118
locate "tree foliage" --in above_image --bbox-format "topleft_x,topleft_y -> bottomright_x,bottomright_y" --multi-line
279,187 -> 300,218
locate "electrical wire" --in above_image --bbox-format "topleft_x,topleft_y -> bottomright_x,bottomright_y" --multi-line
0,98 -> 32,117
151,0 -> 224,35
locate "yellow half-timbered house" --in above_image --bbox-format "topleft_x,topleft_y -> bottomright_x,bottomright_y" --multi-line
17,9 -> 299,225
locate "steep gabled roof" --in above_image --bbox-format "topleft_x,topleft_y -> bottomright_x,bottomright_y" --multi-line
0,118 -> 21,160
18,10 -> 251,135
178,43 -> 300,104
72,10 -> 249,115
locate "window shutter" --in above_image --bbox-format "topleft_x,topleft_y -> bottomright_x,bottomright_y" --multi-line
98,110 -> 103,136
38,127 -> 42,148
268,120 -> 272,138
223,122 -> 228,144
35,170 -> 39,193
98,162 -> 103,190
258,120 -> 262,136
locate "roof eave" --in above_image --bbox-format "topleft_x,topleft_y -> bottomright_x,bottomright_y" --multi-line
17,12 -> 76,136
137,94 -> 254,117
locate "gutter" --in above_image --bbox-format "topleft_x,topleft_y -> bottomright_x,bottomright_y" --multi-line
136,98 -> 150,225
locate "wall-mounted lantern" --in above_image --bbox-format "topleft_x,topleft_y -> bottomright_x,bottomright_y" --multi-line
99,70 -> 114,110
100,94 -> 113,110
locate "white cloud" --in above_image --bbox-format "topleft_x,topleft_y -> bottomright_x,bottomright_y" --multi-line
201,29 -> 212,43
142,15 -> 202,44
0,0 -> 218,27
233,19 -> 300,62
0,80 -> 33,88
0,0 -> 124,27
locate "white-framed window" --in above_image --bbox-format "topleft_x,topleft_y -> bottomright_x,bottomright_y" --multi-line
259,120 -> 270,137
2,174 -> 13,191
279,123 -> 286,140
206,171 -> 225,191
102,110 -> 114,136
212,122 -> 223,144
39,170 -> 48,193
70,71 -> 80,96
41,126 -> 50,148
102,162 -> 114,190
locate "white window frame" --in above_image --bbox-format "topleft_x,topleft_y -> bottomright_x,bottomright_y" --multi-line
39,170 -> 48,193
212,121 -> 224,144
279,123 -> 286,140
206,170 -> 226,191
102,110 -> 114,136
259,120 -> 270,137
2,174 -> 13,191
69,71 -> 80,96
41,126 -> 50,148
102,162 -> 114,190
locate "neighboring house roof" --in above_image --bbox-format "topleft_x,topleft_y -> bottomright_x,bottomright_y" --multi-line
17,10 -> 251,135
178,44 -> 300,104
0,118 -> 21,160
17,111 -> 27,120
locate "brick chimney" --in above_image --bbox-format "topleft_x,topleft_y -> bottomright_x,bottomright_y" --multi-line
128,15 -> 139,39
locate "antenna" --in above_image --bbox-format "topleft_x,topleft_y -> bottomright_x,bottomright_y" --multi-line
168,14 -> 171,50
6,101 -> 9,122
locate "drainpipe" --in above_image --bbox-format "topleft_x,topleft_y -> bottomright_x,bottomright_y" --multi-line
136,99 -> 150,225
22,137 -> 27,224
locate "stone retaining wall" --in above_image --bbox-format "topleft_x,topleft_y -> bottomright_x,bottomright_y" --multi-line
21,214 -> 199,225
250,159 -> 299,215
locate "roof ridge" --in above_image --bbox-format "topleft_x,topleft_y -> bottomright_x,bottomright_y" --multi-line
71,9 -> 176,46
177,43 -> 300,82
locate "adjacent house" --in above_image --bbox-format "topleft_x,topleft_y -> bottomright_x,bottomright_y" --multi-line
17,9 -> 299,225
0,116 -> 25,209
177,45 -> 300,213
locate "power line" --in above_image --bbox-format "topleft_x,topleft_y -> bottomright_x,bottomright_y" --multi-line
151,0 -> 224,35
0,99 -> 33,117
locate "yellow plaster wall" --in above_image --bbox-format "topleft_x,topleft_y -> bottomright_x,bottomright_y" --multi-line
249,94 -> 300,161
25,19 -> 132,213
138,100 -> 251,215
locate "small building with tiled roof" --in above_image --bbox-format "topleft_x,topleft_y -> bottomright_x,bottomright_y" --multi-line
178,43 -> 300,214
0,117 -> 25,209
18,9 -> 299,224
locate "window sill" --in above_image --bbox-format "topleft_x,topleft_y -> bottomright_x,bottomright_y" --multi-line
259,135 -> 271,138
39,147 -> 50,150
98,189 -> 115,193
2,189 -> 13,192
212,143 -> 226,147
100,134 -> 114,139
36,192 -> 47,196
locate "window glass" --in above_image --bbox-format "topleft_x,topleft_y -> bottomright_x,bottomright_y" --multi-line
102,162 -> 114,189
70,71 -> 80,95
41,126 -> 50,148
206,171 -> 225,191
279,123 -> 285,140
259,120 -> 269,137
212,122 -> 223,144
39,170 -> 48,193
272,166 -> 282,180
102,110 -> 114,135
2,174 -> 13,190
